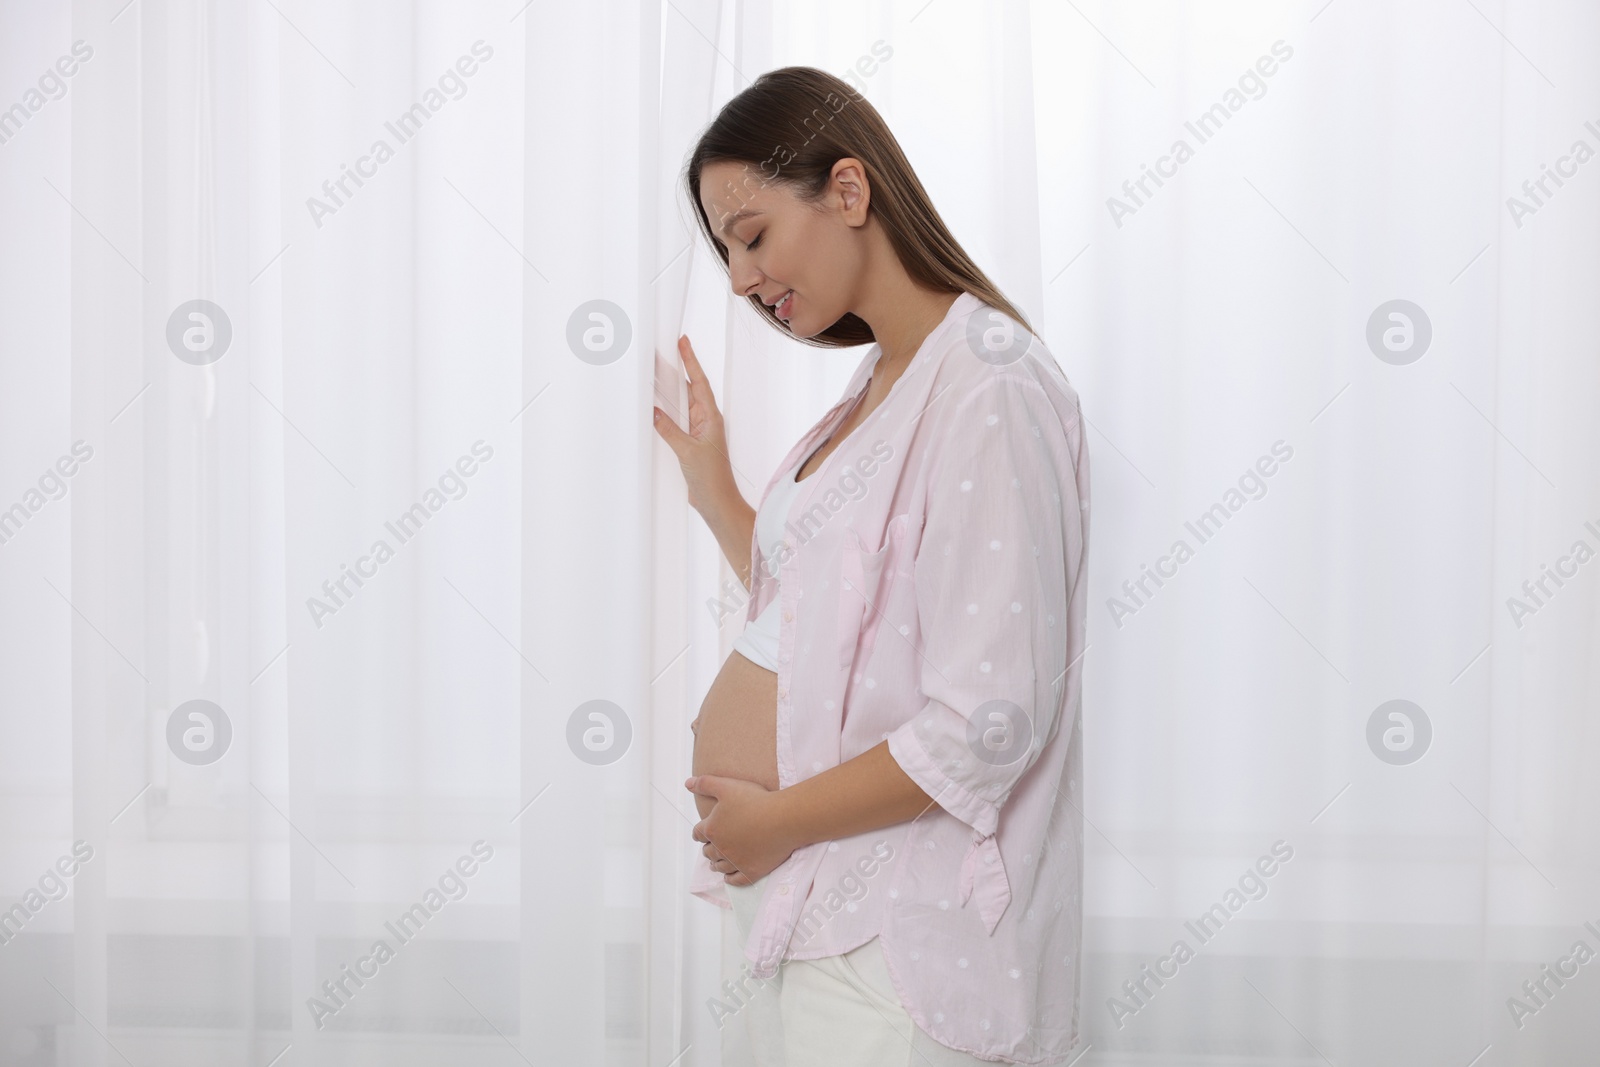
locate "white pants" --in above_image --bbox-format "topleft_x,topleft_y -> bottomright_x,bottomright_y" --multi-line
719,874 -> 997,1067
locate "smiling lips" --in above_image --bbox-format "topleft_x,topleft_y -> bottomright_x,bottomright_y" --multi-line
769,289 -> 794,321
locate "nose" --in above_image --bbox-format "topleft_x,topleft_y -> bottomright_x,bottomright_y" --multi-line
727,249 -> 763,299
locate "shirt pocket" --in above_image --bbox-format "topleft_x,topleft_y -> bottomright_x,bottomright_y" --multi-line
837,512 -> 911,670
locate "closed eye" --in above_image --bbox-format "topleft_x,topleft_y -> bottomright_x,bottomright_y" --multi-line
746,232 -> 763,250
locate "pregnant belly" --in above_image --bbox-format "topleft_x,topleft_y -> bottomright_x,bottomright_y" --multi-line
691,650 -> 778,820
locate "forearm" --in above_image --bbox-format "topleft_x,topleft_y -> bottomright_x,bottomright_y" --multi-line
773,741 -> 939,848
698,483 -> 757,590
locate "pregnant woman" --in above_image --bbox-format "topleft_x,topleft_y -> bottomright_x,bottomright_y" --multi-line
653,67 -> 1090,1066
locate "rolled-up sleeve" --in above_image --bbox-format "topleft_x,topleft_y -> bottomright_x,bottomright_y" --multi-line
886,372 -> 1079,837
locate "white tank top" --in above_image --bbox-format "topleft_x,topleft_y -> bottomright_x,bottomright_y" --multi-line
731,451 -> 812,671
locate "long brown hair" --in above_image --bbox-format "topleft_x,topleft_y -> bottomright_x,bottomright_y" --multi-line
684,65 -> 1034,348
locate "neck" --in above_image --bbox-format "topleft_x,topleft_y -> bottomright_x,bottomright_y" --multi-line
860,288 -> 962,384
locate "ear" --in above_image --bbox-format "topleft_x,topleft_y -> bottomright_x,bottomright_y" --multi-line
830,157 -> 871,226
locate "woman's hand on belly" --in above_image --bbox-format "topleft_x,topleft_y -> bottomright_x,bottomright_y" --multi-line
700,839 -> 751,885
686,774 -> 798,886
690,650 -> 779,824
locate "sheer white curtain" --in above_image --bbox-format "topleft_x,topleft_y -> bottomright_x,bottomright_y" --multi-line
1,0 -> 1596,1065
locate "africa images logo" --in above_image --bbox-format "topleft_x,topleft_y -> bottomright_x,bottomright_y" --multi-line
306,440 -> 494,628
0,842 -> 95,946
305,41 -> 494,228
306,840 -> 494,1029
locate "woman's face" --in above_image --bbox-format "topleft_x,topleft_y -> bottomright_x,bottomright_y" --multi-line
698,158 -> 867,339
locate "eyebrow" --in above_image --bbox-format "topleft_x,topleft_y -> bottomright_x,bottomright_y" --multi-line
716,208 -> 763,238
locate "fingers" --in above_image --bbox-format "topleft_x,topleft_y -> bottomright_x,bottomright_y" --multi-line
694,817 -> 741,880
677,334 -> 709,389
703,842 -> 739,876
678,336 -> 720,421
696,825 -> 745,879
654,335 -> 710,444
652,405 -> 681,442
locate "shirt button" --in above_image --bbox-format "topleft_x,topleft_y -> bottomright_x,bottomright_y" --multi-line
909,951 -> 920,961
777,886 -> 790,896
957,958 -> 968,968
782,611 -> 793,622
777,687 -> 788,700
